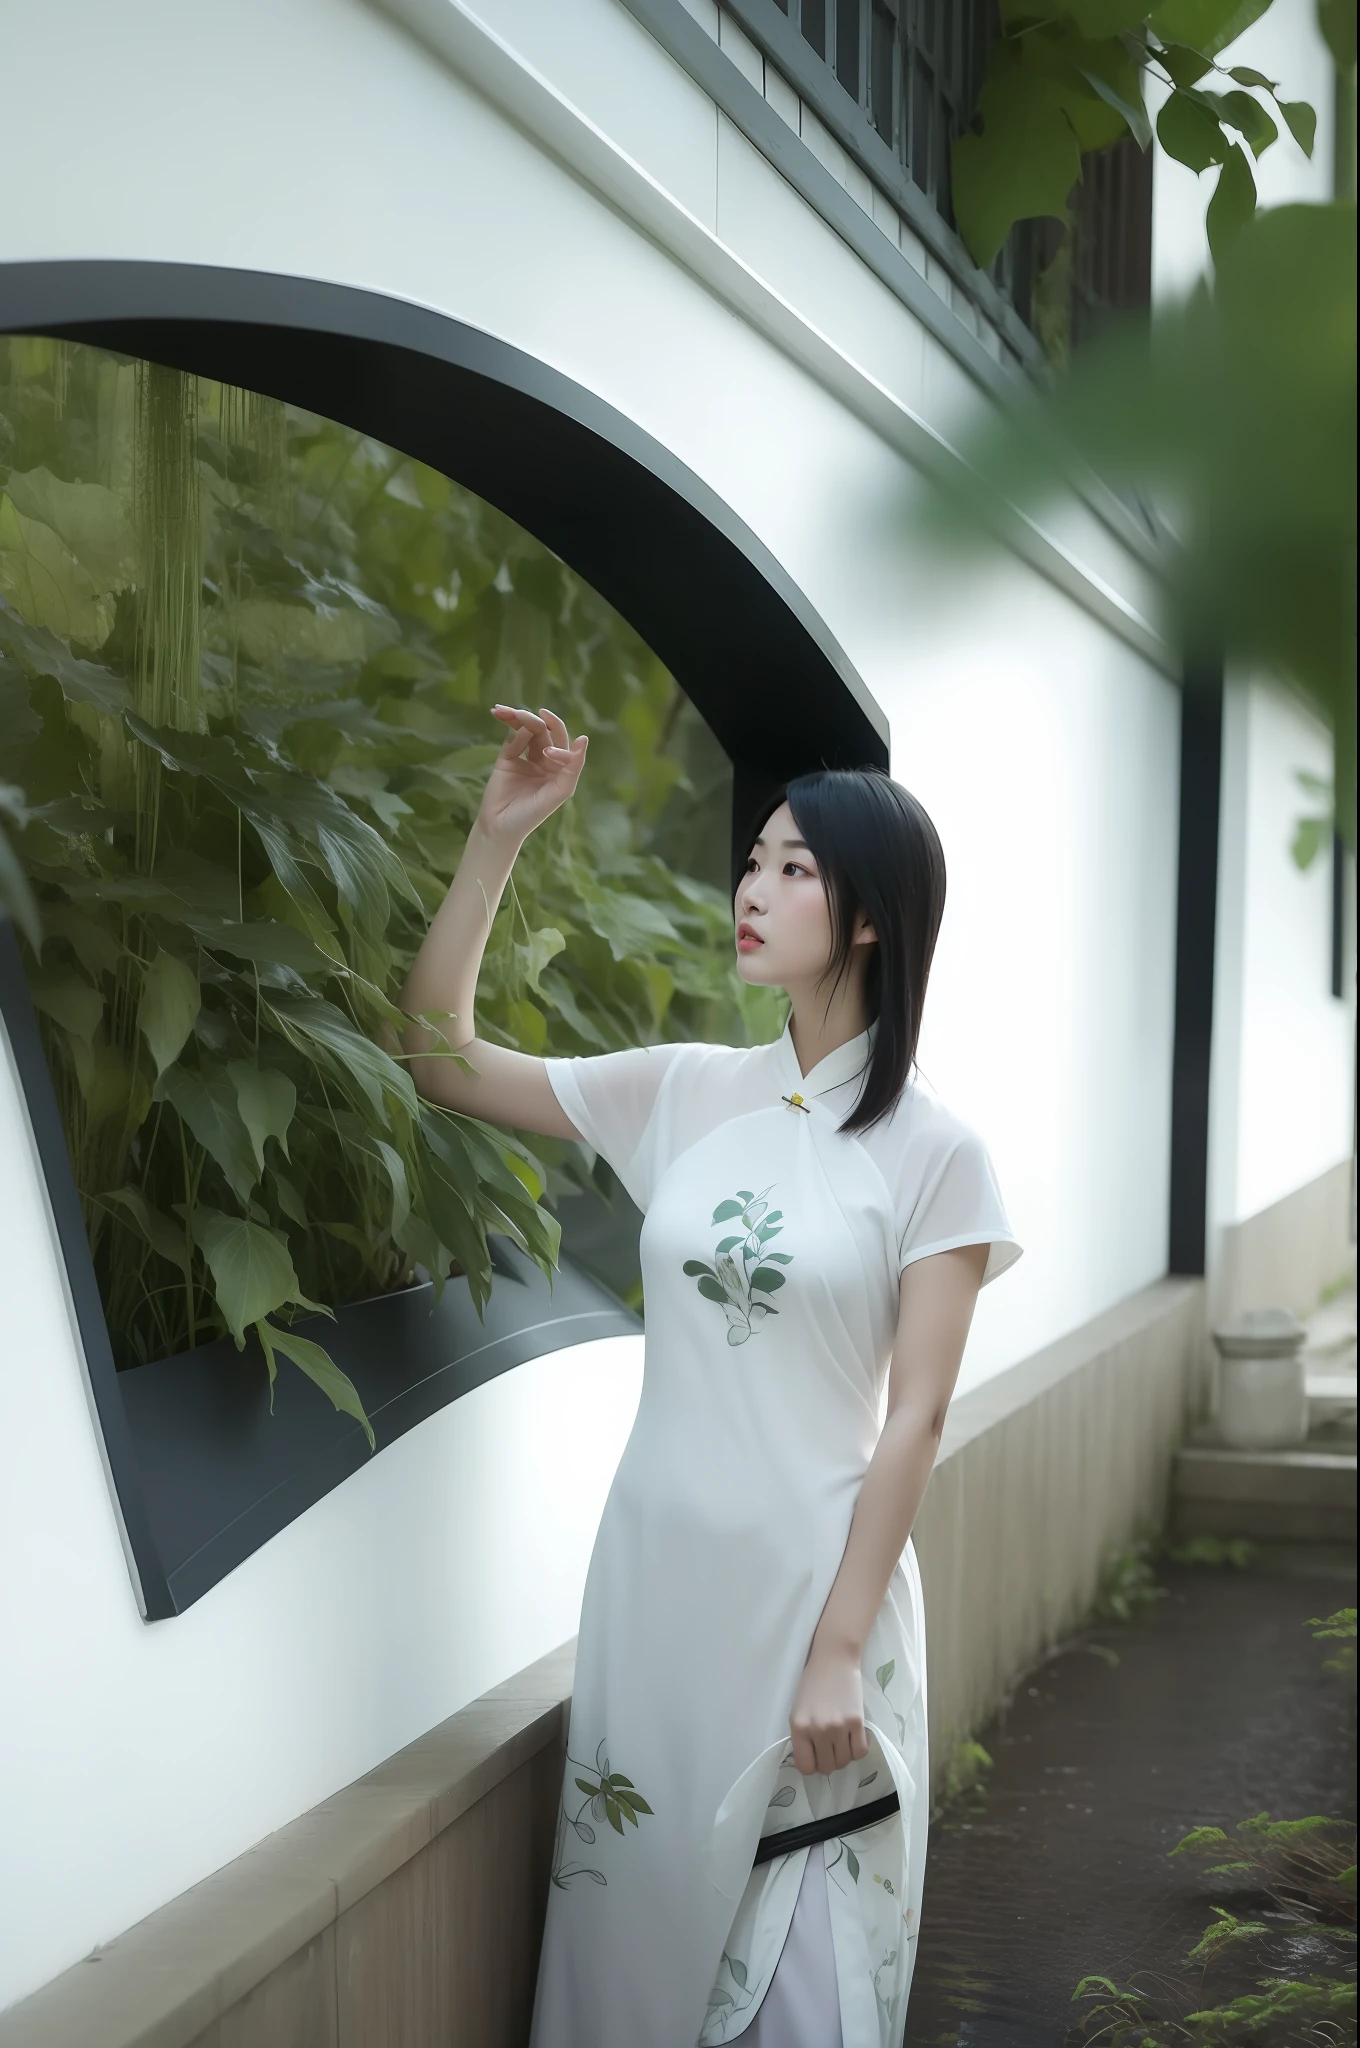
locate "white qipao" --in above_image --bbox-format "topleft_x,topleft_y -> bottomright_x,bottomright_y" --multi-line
527,1022 -> 1021,2048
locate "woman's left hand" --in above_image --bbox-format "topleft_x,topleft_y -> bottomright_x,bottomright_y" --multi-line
789,1639 -> 869,1776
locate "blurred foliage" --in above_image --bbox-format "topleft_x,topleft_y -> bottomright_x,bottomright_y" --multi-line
952,0 -> 1324,355
911,201 -> 1357,855
1072,1813 -> 1356,2043
1305,1605 -> 1358,1674
0,335 -> 777,1438
1092,1532 -> 1170,1621
1161,1533 -> 1259,1568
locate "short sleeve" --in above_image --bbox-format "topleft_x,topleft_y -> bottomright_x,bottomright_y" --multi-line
543,1042 -> 693,1212
896,1124 -> 1022,1289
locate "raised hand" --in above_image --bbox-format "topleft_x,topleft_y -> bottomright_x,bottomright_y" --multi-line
478,704 -> 589,847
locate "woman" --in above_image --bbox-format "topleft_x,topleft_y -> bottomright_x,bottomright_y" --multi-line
401,704 -> 1022,2047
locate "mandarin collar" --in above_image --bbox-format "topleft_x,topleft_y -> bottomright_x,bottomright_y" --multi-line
773,1018 -> 876,1098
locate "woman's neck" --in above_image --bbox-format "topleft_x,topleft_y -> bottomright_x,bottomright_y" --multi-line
785,975 -> 873,1081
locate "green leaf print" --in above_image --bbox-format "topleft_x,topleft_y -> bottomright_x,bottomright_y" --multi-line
552,1738 -> 654,1889
686,1183 -> 792,1346
875,1657 -> 908,1743
846,1844 -> 861,1881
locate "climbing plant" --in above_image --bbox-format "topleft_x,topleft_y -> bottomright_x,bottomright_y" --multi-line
0,337 -> 778,1439
952,0 -> 1341,365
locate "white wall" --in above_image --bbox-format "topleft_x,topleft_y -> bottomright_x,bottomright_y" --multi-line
2,0 -> 1188,2007
1208,677 -> 1356,1235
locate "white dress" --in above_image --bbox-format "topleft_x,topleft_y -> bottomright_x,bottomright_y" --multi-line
528,1021 -> 1022,2048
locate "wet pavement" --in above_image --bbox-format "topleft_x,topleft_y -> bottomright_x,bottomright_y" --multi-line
907,1545 -> 1357,2045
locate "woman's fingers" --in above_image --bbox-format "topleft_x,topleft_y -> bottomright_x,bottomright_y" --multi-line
492,704 -> 583,765
790,1716 -> 865,1776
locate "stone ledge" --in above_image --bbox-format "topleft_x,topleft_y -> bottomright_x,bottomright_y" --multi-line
0,1642 -> 575,2048
1175,1446 -> 1357,1506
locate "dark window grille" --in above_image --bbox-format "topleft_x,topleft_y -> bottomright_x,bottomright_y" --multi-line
763,0 -> 1151,342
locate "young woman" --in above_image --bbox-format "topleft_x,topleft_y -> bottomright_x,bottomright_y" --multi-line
401,704 -> 1022,2048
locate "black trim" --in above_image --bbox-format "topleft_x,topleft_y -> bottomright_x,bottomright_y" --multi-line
754,1788 -> 901,1865
1331,827 -> 1346,1001
0,260 -> 888,835
716,0 -> 1038,362
1168,662 -> 1223,1276
0,259 -> 887,1617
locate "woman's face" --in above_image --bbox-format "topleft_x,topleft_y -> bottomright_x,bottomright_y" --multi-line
733,801 -> 845,990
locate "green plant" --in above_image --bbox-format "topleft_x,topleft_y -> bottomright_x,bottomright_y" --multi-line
1093,1535 -> 1169,1622
0,336 -> 777,1437
952,0 -> 1333,299
1305,1607 -> 1358,1674
1072,1812 -> 1357,2043
939,1737 -> 995,1806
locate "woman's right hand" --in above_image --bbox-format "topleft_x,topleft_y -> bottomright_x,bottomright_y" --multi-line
478,704 -> 588,846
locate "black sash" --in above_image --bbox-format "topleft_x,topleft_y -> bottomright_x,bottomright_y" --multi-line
752,1788 -> 901,1867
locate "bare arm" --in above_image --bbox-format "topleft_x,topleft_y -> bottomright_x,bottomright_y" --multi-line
787,1240 -> 989,1774
399,704 -> 588,1138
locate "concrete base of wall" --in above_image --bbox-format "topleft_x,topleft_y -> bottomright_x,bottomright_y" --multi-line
0,1276 -> 1207,2048
915,1276 -> 1204,1780
1173,1445 -> 1357,1543
1211,1157 -> 1356,1329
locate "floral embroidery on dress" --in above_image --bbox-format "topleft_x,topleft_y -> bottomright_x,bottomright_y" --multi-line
682,1185 -> 792,1345
703,1949 -> 767,2039
550,1738 -> 654,1888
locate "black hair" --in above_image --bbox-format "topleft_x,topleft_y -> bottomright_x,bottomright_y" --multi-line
737,765 -> 947,1133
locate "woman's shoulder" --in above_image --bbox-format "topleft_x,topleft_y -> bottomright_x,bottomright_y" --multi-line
866,1071 -> 993,1167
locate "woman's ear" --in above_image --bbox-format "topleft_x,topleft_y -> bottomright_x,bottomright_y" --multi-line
852,911 -> 878,947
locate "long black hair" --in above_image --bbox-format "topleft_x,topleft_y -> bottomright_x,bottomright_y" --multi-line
738,766 -> 947,1133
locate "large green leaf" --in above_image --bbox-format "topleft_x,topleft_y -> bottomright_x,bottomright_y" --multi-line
100,1186 -> 192,1276
1157,88 -> 1230,169
0,497 -> 116,649
190,919 -> 340,976
28,966 -> 103,1045
3,469 -> 137,595
1277,100 -> 1318,159
0,596 -> 130,715
228,1061 -> 297,1174
1149,0 -> 1273,56
1208,87 -> 1279,156
253,1317 -> 375,1448
137,950 -> 202,1078
953,49 -> 1083,266
267,995 -> 418,1125
157,1064 -> 261,1206
1206,142 -> 1258,255
190,1207 -> 330,1347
